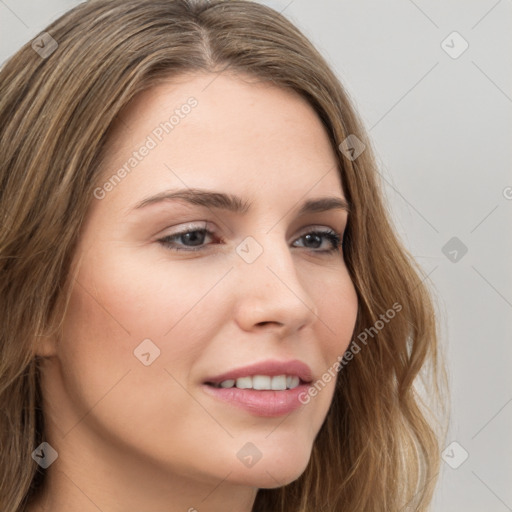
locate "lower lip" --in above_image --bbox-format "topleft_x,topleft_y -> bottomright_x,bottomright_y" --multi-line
202,383 -> 311,417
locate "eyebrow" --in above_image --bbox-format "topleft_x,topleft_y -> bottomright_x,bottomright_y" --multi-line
130,188 -> 350,216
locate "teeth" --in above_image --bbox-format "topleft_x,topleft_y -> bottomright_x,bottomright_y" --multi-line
216,375 -> 301,390
236,376 -> 252,389
252,375 -> 271,390
271,375 -> 287,390
287,376 -> 300,389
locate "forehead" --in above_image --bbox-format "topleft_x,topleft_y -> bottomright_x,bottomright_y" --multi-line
95,71 -> 344,210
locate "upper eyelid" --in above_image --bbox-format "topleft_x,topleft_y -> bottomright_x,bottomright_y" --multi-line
162,223 -> 342,237
158,229 -> 342,255
159,225 -> 343,250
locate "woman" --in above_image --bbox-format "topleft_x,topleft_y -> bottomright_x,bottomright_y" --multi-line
0,0 -> 448,510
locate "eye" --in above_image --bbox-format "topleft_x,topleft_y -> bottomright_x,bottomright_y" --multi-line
158,226 -> 218,252
157,225 -> 344,253
292,229 -> 343,253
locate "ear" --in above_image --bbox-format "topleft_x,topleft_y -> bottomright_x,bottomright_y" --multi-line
33,332 -> 58,358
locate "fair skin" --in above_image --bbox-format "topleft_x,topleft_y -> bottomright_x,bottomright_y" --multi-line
29,71 -> 358,512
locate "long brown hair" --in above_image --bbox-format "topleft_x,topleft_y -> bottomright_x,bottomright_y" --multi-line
0,0 -> 448,510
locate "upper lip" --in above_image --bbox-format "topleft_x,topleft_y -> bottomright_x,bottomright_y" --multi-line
203,359 -> 313,385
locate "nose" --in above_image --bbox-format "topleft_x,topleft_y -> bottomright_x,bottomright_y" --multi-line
232,237 -> 319,337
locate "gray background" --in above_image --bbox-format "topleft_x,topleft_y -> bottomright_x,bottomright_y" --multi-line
1,0 -> 511,510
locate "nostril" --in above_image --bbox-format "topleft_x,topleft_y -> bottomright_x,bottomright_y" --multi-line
256,321 -> 284,328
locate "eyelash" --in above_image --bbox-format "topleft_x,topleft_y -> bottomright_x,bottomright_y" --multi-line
157,227 -> 344,254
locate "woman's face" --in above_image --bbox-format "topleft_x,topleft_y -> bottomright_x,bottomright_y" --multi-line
40,71 -> 358,505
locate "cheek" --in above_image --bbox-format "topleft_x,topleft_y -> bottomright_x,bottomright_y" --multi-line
64,247 -> 228,349
290,268 -> 357,429
307,267 -> 359,361
54,253 -> 232,464
57,247 -> 233,401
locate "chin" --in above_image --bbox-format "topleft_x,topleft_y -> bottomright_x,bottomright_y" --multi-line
233,462 -> 310,489
225,444 -> 313,489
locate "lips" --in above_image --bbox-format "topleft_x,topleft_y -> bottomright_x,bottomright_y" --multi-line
203,359 -> 313,387
202,359 -> 314,417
